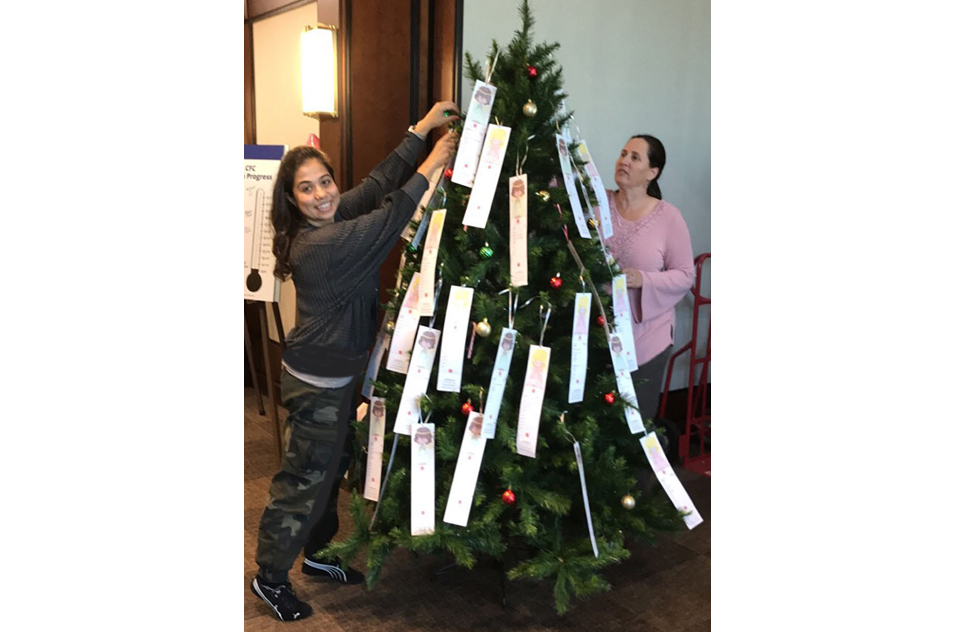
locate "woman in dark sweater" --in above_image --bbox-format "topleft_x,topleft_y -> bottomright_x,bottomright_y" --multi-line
252,101 -> 459,622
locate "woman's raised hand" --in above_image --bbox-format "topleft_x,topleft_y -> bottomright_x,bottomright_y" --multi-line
416,130 -> 459,181
413,100 -> 460,136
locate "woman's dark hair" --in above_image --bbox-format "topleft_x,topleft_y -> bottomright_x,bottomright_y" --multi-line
271,146 -> 335,281
630,134 -> 666,199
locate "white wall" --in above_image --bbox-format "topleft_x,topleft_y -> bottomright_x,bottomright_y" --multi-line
252,2 -> 321,340
464,0 -> 711,393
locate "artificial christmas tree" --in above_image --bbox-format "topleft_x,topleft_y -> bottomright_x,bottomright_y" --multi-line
325,0 -> 695,613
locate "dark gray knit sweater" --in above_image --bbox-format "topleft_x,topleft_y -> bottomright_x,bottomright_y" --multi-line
282,132 -> 429,377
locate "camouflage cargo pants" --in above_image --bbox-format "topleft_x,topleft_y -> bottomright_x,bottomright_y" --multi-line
255,369 -> 356,583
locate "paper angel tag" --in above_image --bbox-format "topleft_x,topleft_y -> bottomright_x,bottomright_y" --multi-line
555,133 -> 590,239
480,327 -> 517,440
386,272 -> 423,374
451,80 -> 497,188
516,345 -> 551,458
394,326 -> 441,435
410,422 -> 437,535
419,209 -> 446,317
443,411 -> 488,527
437,286 -> 474,392
363,397 -> 387,501
611,274 -> 638,372
509,174 -> 528,287
361,325 -> 391,399
608,330 -> 645,435
568,293 -> 591,403
640,433 -> 704,529
576,140 -> 613,239
462,125 -> 511,229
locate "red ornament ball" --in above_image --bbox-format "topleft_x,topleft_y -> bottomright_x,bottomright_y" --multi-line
527,65 -> 538,79
461,401 -> 473,416
596,315 -> 605,327
444,168 -> 454,179
604,392 -> 616,405
502,489 -> 516,505
549,274 -> 562,289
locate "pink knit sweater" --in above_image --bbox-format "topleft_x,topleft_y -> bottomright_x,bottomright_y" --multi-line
601,190 -> 695,366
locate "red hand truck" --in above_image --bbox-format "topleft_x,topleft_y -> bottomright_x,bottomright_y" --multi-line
658,253 -> 710,477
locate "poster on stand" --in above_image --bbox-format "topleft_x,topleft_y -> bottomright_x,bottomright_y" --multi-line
244,145 -> 286,302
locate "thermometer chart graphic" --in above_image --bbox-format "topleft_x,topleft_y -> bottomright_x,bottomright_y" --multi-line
246,189 -> 264,292
244,144 -> 285,302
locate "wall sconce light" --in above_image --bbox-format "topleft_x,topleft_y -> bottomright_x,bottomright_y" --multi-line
302,24 -> 338,120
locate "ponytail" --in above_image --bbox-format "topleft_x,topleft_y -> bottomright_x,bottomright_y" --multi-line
630,134 -> 666,201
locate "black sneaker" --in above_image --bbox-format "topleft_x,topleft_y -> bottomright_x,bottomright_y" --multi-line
301,556 -> 365,584
250,577 -> 313,622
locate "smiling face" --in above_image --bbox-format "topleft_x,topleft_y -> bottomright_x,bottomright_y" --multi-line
292,158 -> 340,223
614,137 -> 659,191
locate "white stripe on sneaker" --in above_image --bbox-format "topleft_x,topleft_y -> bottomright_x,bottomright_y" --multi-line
303,558 -> 348,582
252,578 -> 284,620
252,578 -> 303,621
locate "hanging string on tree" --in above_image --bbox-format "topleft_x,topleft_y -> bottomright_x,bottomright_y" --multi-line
558,412 -> 600,558
539,302 -> 552,346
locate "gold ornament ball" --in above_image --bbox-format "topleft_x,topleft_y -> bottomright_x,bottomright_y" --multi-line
386,321 -> 395,334
476,318 -> 492,337
522,99 -> 538,117
536,190 -> 551,203
621,494 -> 636,510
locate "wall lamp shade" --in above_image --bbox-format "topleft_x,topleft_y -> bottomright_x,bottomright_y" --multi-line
302,25 -> 337,120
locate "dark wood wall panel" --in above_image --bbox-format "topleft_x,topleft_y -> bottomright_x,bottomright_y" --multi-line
316,0 -> 344,186
245,24 -> 256,144
415,0 -> 430,125
433,0 -> 458,106
349,0 -> 414,305
348,0 -> 413,186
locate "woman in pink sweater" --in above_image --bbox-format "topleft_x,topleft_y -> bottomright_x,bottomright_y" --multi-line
601,134 -> 695,421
